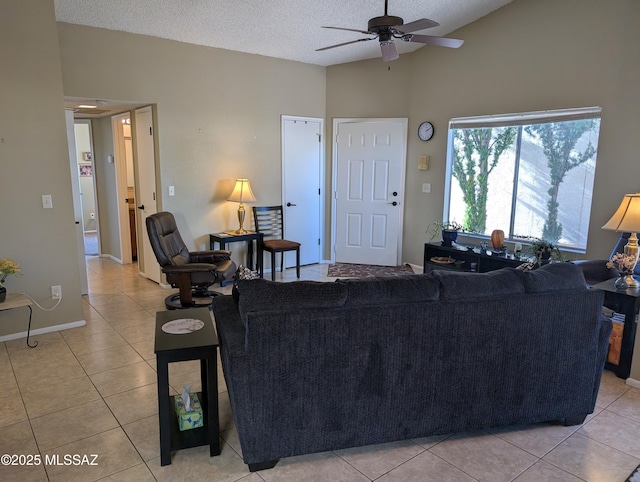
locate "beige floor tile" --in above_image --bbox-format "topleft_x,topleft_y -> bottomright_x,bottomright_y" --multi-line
0,364 -> 20,398
43,428 -> 142,482
220,426 -> 242,458
0,392 -> 28,428
514,460 -> 582,481
258,450 -> 370,481
104,383 -> 158,425
377,449 -> 476,481
122,415 -> 160,461
61,317 -> 114,338
98,463 -> 156,481
543,433 -> 640,482
130,338 -> 156,361
606,387 -> 640,423
0,421 -> 48,482
113,322 -> 156,344
335,439 -> 425,480
30,399 -> 119,451
411,433 -> 452,449
89,361 -> 157,397
13,353 -> 86,392
219,390 -> 235,432
21,376 -> 101,419
578,409 -> 640,458
429,431 -> 537,482
595,371 -> 630,408
65,330 -> 128,357
76,343 -> 145,375
489,421 -> 579,457
147,439 -> 251,482
6,337 -> 75,370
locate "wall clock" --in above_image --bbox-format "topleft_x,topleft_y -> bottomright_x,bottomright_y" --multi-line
418,121 -> 434,141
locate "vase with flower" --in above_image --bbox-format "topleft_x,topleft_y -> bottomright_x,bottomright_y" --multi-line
0,258 -> 20,302
607,252 -> 637,290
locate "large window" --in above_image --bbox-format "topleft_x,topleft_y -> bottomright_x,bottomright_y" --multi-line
444,107 -> 602,252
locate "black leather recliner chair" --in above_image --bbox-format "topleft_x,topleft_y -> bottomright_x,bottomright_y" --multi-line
146,211 -> 236,309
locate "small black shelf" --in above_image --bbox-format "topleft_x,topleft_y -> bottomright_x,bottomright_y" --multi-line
169,393 -> 209,451
424,243 -> 525,273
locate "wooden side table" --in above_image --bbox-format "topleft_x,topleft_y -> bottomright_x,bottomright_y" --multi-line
154,307 -> 220,465
210,231 -> 263,281
592,278 -> 640,379
0,293 -> 36,347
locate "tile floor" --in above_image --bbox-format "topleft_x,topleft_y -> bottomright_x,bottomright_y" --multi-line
1,257 -> 639,481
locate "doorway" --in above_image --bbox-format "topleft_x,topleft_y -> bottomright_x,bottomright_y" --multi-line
332,118 -> 408,266
73,120 -> 99,256
112,113 -> 136,264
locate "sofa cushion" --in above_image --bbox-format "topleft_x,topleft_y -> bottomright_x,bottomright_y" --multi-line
338,274 -> 439,305
433,268 -> 525,300
521,262 -> 587,293
232,265 -> 260,303
237,278 -> 348,326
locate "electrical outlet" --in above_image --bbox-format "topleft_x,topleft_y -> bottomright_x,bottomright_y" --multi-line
51,285 -> 62,300
169,185 -> 175,196
422,183 -> 431,193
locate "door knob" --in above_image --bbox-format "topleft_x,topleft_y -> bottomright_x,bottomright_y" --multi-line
392,191 -> 398,196
137,204 -> 145,210
388,201 -> 398,206
286,202 -> 297,207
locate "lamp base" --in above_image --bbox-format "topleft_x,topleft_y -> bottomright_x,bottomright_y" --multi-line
624,232 -> 639,287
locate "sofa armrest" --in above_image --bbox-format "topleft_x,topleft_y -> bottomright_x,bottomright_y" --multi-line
573,259 -> 618,286
213,295 -> 247,358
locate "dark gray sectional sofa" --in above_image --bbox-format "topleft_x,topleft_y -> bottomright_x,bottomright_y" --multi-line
212,263 -> 611,471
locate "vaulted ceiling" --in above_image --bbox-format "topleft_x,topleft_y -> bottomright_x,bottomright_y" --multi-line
54,0 -> 513,67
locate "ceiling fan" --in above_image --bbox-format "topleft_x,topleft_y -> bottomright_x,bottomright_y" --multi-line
316,0 -> 464,61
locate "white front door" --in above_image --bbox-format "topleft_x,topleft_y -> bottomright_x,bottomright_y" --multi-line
282,116 -> 323,267
333,119 -> 407,266
135,106 -> 161,284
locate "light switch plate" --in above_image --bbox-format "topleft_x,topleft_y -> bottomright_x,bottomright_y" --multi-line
42,194 -> 53,209
422,183 -> 431,193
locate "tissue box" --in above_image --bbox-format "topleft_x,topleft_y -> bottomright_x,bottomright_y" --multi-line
174,393 -> 203,431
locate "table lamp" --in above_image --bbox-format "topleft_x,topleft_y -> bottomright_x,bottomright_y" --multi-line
602,193 -> 640,287
227,179 -> 256,234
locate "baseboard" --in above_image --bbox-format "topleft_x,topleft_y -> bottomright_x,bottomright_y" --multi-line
407,262 -> 423,274
101,254 -> 123,264
626,377 -> 640,389
0,320 -> 86,343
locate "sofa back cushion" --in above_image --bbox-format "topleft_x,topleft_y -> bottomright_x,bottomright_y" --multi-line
433,268 -> 525,301
338,274 -> 439,306
521,262 -> 587,293
237,278 -> 348,326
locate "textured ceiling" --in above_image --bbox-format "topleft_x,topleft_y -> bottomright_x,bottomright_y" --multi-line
54,0 -> 513,67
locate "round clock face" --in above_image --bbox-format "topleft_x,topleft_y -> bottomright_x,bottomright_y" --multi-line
418,122 -> 434,141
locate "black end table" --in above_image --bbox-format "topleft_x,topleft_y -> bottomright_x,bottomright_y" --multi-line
592,278 -> 640,379
210,231 -> 264,284
154,307 -> 220,465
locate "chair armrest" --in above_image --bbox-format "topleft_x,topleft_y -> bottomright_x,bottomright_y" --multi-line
161,263 -> 219,274
573,259 -> 618,286
190,250 -> 232,263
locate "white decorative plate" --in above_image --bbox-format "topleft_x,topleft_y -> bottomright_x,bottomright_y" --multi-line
161,318 -> 205,334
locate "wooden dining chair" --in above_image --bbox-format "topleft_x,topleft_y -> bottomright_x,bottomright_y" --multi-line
253,205 -> 300,281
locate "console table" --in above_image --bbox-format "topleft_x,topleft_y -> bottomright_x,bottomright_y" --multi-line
154,307 -> 220,465
592,278 -> 640,379
210,232 -> 262,282
424,243 -> 525,273
0,293 -> 36,348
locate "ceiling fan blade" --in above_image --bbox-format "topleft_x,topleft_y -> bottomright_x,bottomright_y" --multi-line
403,34 -> 464,48
395,18 -> 439,33
321,26 -> 373,35
316,37 -> 375,52
380,42 -> 399,62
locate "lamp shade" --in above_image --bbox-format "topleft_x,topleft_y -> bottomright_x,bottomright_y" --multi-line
602,193 -> 640,232
227,179 -> 256,203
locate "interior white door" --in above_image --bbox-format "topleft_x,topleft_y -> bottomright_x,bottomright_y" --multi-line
334,119 -> 407,266
112,114 -> 132,264
282,117 -> 322,267
65,109 -> 89,294
135,106 -> 161,284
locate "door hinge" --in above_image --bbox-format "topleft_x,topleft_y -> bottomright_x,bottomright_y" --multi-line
318,134 -> 322,142
149,127 -> 153,136
153,192 -> 156,201
318,238 -> 320,246
318,188 -> 321,195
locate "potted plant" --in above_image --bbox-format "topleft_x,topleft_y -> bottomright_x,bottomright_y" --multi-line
0,258 -> 20,303
426,221 -> 465,247
519,237 -> 564,266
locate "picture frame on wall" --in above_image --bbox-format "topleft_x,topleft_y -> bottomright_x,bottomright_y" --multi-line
82,151 -> 92,162
79,164 -> 92,177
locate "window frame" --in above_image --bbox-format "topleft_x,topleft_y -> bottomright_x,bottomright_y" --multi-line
443,106 -> 602,253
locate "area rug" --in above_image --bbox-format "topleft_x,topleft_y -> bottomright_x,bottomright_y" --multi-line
627,464 -> 640,482
327,263 -> 414,278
